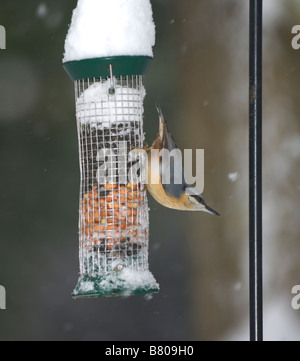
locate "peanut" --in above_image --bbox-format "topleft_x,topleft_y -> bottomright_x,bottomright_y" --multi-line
127,202 -> 138,208
127,191 -> 138,200
94,225 -> 105,232
107,224 -> 119,231
127,182 -> 138,190
107,203 -> 120,210
119,187 -> 127,195
104,183 -> 117,190
87,191 -> 97,198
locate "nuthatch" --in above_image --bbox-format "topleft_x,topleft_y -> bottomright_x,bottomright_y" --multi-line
146,106 -> 219,215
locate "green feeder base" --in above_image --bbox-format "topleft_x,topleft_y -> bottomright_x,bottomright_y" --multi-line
72,272 -> 160,299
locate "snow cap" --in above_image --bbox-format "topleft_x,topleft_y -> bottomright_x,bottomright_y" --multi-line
63,0 -> 155,62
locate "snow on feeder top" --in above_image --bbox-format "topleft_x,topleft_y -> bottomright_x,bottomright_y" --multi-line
63,0 -> 159,298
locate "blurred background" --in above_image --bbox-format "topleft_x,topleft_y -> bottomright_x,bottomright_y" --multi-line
0,0 -> 300,341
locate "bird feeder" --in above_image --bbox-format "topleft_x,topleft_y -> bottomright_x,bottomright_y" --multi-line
63,56 -> 159,298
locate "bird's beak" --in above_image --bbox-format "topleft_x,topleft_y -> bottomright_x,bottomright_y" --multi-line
203,204 -> 220,216
189,193 -> 220,216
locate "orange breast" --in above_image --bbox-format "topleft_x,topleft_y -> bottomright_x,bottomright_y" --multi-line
147,150 -> 193,210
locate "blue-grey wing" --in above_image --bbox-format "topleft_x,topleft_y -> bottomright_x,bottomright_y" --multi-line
157,105 -> 186,198
162,127 -> 178,151
161,147 -> 186,199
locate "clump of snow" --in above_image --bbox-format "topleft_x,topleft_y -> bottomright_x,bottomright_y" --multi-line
76,79 -> 145,127
97,269 -> 159,294
77,280 -> 94,293
228,172 -> 240,182
118,269 -> 158,291
36,3 -> 48,18
63,0 -> 156,62
144,294 -> 153,301
73,269 -> 159,296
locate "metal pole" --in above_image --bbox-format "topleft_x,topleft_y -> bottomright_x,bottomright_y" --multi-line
249,0 -> 263,341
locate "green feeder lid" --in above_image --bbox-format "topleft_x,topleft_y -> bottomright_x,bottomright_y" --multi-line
63,55 -> 152,81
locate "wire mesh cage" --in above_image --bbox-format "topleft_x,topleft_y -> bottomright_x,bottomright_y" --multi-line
64,57 -> 159,298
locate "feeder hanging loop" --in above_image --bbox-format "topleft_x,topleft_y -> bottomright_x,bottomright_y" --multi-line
109,64 -> 115,95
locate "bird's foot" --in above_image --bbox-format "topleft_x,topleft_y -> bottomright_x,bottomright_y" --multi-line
131,144 -> 152,152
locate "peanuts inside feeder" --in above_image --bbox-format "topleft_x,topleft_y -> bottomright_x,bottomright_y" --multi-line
64,57 -> 159,297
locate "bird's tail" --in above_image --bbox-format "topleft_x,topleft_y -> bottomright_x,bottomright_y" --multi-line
155,104 -> 164,121
155,104 -> 166,140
